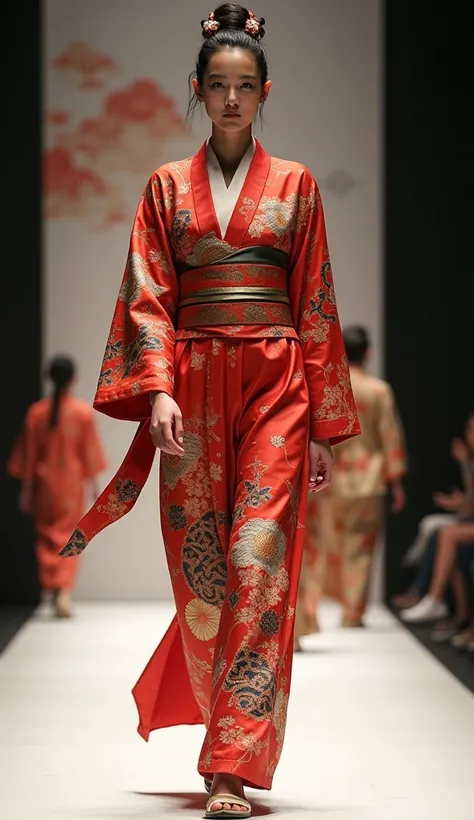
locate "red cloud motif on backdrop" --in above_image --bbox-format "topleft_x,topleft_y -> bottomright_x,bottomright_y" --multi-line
52,42 -> 116,90
44,44 -> 184,229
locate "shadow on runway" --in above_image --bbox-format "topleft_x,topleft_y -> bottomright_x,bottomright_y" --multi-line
133,791 -> 275,816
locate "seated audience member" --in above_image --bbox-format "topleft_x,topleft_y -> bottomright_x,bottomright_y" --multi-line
401,439 -> 474,622
393,412 -> 474,612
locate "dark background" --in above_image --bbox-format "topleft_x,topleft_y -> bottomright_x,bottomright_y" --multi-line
383,3 -> 474,601
1,2 -> 473,609
1,2 -> 42,608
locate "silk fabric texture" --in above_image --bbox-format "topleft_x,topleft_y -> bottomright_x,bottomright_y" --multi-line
61,139 -> 360,789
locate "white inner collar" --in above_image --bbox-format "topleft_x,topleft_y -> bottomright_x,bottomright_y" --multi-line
206,137 -> 256,237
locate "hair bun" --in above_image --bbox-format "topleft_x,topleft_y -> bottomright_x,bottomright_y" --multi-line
204,4 -> 266,40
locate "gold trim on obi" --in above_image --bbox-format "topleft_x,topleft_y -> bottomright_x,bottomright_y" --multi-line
176,259 -> 293,329
177,301 -> 294,328
179,286 -> 290,308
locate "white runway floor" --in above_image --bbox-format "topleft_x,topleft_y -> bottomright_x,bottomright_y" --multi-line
1,601 -> 473,820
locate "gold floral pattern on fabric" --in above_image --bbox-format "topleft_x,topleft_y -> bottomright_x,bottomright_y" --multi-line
121,320 -> 168,379
185,598 -> 221,641
169,160 -> 192,195
299,314 -> 330,346
234,566 -> 290,628
177,302 -> 293,329
295,187 -> 317,233
231,519 -> 287,577
161,431 -> 204,490
175,325 -> 298,342
191,351 -> 207,370
119,252 -> 167,304
248,194 -> 298,240
270,435 -> 295,468
188,264 -> 282,284
287,172 -> 360,441
96,476 -> 140,521
272,687 -> 289,744
315,358 -> 358,433
200,716 -> 268,772
186,650 -> 213,693
153,161 -> 191,212
185,234 -> 238,268
131,227 -> 155,245
233,456 -> 272,522
148,248 -> 174,273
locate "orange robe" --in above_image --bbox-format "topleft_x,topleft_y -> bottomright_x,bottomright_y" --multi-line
61,140 -> 360,789
8,396 -> 107,590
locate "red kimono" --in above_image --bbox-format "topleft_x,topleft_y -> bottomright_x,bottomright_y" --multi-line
61,139 -> 360,790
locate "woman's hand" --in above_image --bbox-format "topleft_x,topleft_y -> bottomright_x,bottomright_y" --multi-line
150,392 -> 185,456
309,439 -> 334,493
433,488 -> 465,511
451,437 -> 469,466
391,478 -> 406,513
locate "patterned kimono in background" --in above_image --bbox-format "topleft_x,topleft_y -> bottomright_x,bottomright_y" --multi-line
61,139 -> 360,789
296,367 -> 406,634
8,396 -> 106,590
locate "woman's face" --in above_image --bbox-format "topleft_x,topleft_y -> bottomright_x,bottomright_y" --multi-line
193,47 -> 271,132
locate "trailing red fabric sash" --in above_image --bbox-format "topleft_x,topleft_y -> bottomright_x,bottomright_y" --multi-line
60,420 -> 155,557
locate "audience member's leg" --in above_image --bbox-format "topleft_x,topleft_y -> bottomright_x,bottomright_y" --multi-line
402,524 -> 474,622
403,513 -> 455,566
393,529 -> 439,608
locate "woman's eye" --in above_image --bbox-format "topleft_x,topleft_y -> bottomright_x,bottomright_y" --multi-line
242,83 -> 254,90
211,82 -> 224,89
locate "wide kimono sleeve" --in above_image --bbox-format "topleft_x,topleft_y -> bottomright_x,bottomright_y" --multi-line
93,173 -> 179,421
288,169 -> 360,445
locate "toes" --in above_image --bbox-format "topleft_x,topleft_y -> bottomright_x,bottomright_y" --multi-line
208,798 -> 248,815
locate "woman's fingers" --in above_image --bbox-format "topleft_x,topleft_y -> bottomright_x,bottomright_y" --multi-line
150,417 -> 184,456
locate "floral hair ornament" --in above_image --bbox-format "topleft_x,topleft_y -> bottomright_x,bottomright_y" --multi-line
245,12 -> 260,38
202,12 -> 220,37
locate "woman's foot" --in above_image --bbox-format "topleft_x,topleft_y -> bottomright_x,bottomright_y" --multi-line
451,627 -> 474,650
430,618 -> 470,643
391,590 -> 421,609
400,595 -> 448,623
207,773 -> 248,815
55,590 -> 72,618
341,616 -> 365,628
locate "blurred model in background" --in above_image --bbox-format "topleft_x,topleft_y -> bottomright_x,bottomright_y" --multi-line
295,326 -> 407,646
8,355 -> 107,617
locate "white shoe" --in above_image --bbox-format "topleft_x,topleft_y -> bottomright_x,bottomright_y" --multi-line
400,596 -> 448,623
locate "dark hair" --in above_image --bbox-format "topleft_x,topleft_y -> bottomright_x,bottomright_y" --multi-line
187,4 -> 268,124
47,355 -> 75,429
343,325 -> 371,365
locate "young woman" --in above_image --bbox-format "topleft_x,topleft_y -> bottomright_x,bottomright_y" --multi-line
8,356 -> 106,617
61,5 -> 360,816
